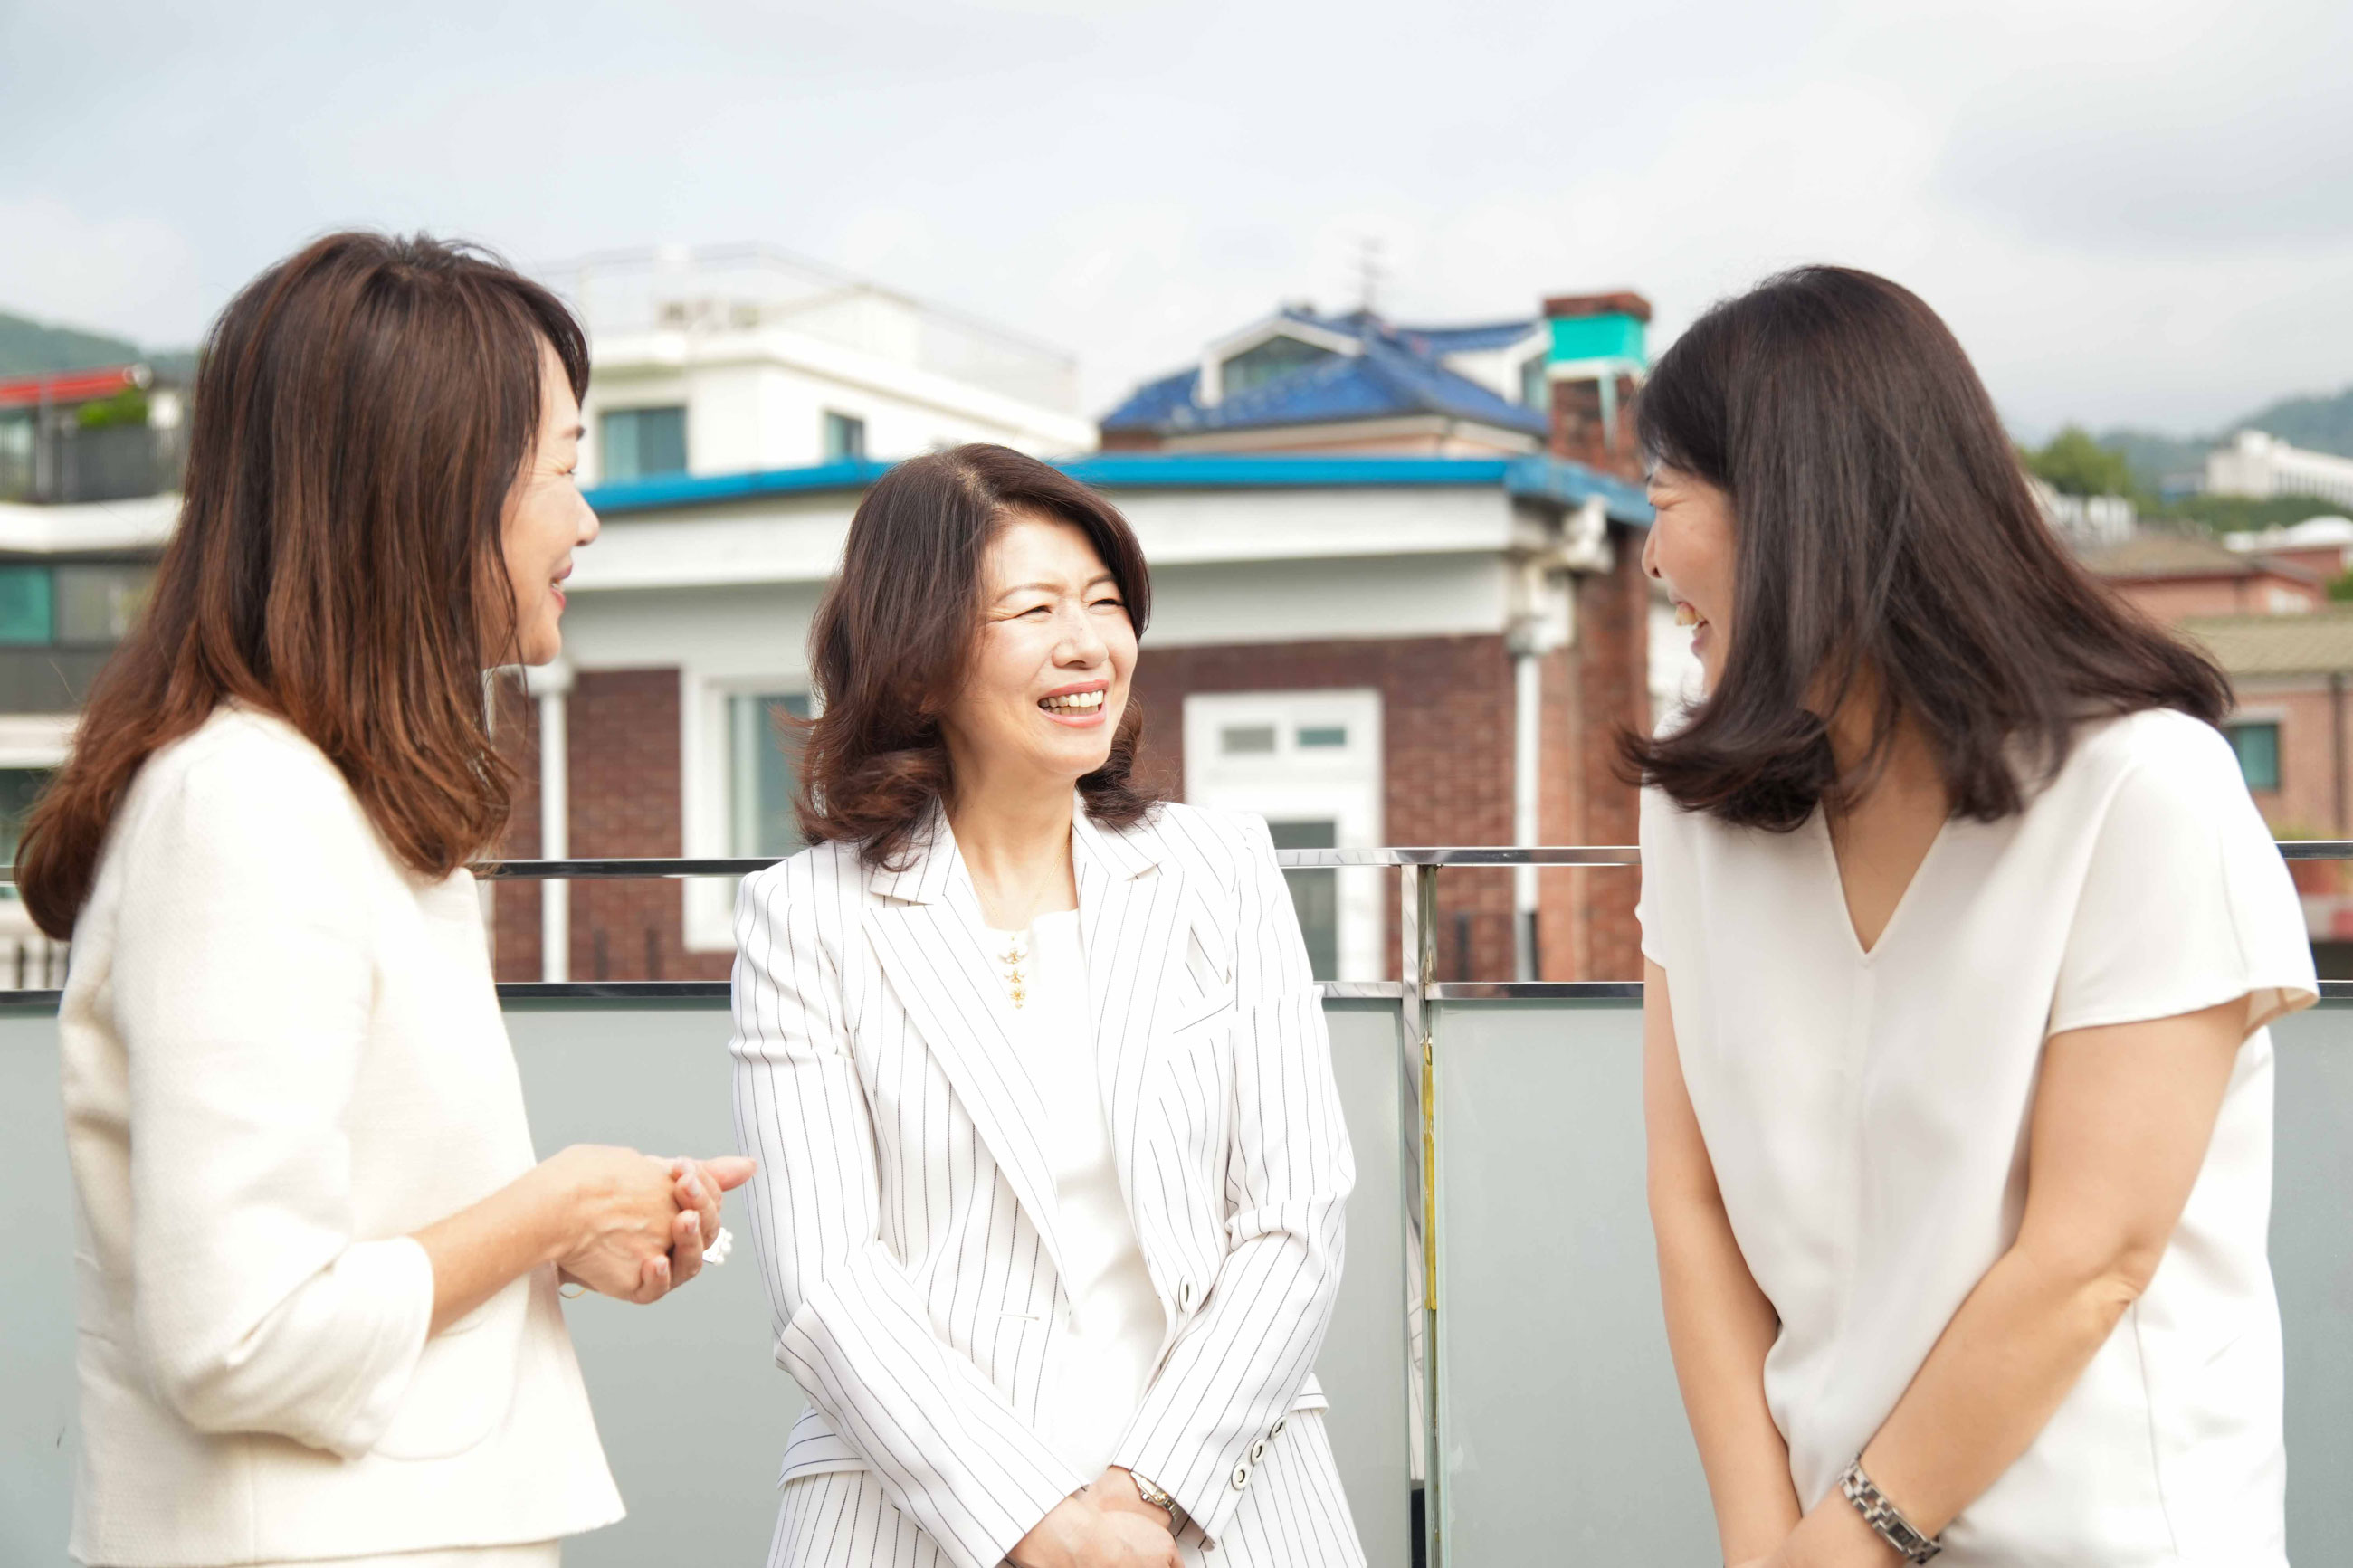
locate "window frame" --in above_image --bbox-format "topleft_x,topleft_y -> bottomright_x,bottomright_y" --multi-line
681,670 -> 819,952
2224,717 -> 2284,794
598,404 -> 690,484
822,410 -> 868,463
1182,689 -> 1384,981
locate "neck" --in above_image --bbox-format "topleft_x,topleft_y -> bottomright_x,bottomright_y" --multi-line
1816,667 -> 1948,818
943,753 -> 1080,927
1824,680 -> 1947,817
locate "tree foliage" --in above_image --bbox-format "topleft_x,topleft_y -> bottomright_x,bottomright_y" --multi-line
2022,425 -> 2137,499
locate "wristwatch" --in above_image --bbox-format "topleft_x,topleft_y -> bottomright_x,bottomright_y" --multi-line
1839,1459 -> 1941,1563
1128,1469 -> 1187,1533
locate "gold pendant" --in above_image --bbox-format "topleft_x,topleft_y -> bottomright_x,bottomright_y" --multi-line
1000,941 -> 1028,1009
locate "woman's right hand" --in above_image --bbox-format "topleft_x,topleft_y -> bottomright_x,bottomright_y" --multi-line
1006,1493 -> 1180,1568
535,1144 -> 689,1302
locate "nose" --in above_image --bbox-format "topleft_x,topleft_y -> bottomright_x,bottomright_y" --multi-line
1055,601 -> 1109,665
1640,524 -> 1661,583
578,500 -> 602,548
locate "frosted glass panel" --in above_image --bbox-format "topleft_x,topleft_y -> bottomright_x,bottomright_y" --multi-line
1431,1001 -> 1717,1564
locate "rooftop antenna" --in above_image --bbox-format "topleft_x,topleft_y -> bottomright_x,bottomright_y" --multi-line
1355,236 -> 1386,318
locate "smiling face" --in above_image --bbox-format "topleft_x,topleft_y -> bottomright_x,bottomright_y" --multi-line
1642,463 -> 1738,690
937,510 -> 1138,795
494,338 -> 599,667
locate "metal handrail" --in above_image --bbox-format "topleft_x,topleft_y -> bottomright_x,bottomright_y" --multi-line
7,841 -> 2353,884
475,847 -> 1647,878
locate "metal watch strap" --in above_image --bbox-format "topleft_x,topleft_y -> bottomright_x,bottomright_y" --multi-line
1840,1459 -> 1941,1563
1129,1469 -> 1186,1532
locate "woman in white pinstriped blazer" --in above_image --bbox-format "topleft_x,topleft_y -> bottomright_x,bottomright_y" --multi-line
729,446 -> 1363,1568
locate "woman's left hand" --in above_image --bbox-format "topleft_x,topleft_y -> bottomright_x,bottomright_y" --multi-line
1088,1468 -> 1177,1536
1764,1497 -> 1900,1567
661,1155 -> 757,1288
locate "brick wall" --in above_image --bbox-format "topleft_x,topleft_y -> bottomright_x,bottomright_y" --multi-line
493,669 -> 729,985
565,669 -> 730,984
491,679 -> 543,982
1131,635 -> 1522,982
2109,575 -> 2322,621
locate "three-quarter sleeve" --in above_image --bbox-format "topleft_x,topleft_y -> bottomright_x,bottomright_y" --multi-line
1109,813 -> 1356,1547
110,747 -> 433,1459
2049,720 -> 2318,1041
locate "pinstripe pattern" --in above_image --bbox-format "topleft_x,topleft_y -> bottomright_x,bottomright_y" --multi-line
731,799 -> 1363,1568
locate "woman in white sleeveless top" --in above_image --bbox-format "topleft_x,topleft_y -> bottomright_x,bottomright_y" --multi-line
1632,268 -> 2311,1567
24,233 -> 752,1567
730,446 -> 1363,1568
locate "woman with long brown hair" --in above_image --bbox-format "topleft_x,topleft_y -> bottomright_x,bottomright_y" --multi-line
729,445 -> 1363,1568
26,232 -> 751,1568
1634,267 -> 2311,1566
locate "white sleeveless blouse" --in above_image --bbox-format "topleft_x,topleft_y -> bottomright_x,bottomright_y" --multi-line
1637,708 -> 2315,1566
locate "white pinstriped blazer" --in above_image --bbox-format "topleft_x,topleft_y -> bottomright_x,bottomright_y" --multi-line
729,798 -> 1361,1568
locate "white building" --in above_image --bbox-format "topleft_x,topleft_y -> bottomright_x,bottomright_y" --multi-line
2205,430 -> 2353,510
542,244 -> 1096,484
2028,476 -> 2136,549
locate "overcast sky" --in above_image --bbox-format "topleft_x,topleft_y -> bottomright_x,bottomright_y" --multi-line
4,0 -> 2348,438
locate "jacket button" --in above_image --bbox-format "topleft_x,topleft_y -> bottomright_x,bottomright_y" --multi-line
1248,1440 -> 1267,1461
1179,1279 -> 1196,1311
1271,1418 -> 1287,1437
1231,1463 -> 1250,1489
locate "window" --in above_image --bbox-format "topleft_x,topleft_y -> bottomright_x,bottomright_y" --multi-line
1268,820 -> 1339,981
1219,335 -> 1336,399
823,412 -> 867,463
55,565 -> 154,642
1185,689 -> 1383,980
1521,355 -> 1548,410
600,405 -> 688,483
729,692 -> 813,857
0,567 -> 53,645
0,562 -> 156,647
0,767 -> 47,897
2227,721 -> 2282,792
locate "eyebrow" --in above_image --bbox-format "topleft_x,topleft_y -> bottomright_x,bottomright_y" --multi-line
996,573 -> 1118,599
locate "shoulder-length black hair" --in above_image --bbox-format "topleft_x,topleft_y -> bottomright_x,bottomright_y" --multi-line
796,443 -> 1158,869
1621,265 -> 2226,831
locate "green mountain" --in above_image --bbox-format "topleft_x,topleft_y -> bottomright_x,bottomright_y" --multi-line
0,310 -> 148,377
2099,385 -> 2353,494
2235,385 -> 2353,456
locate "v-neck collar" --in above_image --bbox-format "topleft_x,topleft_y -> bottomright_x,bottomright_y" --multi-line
1815,807 -> 1952,964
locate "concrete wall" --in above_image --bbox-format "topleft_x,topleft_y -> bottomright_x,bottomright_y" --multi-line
0,998 -> 1410,1568
8,999 -> 2348,1564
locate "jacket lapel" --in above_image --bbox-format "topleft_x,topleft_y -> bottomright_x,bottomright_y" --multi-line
1072,805 -> 1194,1232
860,810 -> 1068,1282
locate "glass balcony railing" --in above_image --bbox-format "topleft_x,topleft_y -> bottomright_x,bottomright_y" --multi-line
1,850 -> 2347,1567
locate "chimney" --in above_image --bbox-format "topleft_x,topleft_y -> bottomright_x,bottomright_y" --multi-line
1541,290 -> 1651,480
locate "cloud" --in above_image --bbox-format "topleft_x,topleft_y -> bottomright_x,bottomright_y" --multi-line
4,0 -> 2350,436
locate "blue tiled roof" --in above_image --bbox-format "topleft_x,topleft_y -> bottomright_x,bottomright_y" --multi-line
1100,309 -> 1549,439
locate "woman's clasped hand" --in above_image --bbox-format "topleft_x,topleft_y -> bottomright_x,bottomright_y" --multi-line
539,1148 -> 757,1303
1005,1485 -> 1181,1568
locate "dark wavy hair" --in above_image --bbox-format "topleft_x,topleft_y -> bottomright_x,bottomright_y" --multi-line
1620,265 -> 2227,830
18,232 -> 586,937
796,444 -> 1157,869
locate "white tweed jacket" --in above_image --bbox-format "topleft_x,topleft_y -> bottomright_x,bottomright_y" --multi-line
58,705 -> 623,1567
729,799 -> 1362,1568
